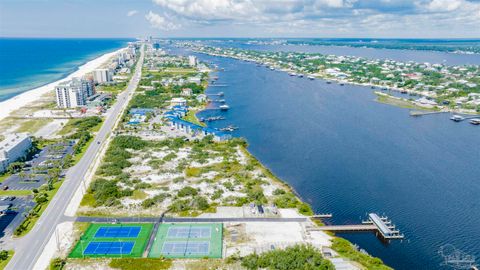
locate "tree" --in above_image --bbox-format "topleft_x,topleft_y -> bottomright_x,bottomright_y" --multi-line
0,250 -> 8,260
18,171 -> 28,181
7,162 -> 24,174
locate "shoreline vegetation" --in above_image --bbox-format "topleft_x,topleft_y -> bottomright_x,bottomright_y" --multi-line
184,44 -> 480,116
67,45 -> 392,269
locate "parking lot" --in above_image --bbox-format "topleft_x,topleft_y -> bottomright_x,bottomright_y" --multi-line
0,140 -> 75,244
0,141 -> 75,191
0,196 -> 35,243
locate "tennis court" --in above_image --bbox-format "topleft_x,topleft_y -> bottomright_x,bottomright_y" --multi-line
149,223 -> 222,259
162,241 -> 210,256
69,223 -> 153,258
167,226 -> 211,239
95,226 -> 141,238
83,241 -> 134,255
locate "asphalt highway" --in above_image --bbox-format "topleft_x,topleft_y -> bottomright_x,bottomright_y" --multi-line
5,45 -> 144,270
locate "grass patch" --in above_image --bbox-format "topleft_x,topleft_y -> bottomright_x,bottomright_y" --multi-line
375,92 -> 439,111
331,237 -> 392,270
14,181 -> 62,237
0,189 -> 32,196
80,193 -> 96,207
131,190 -> 147,200
71,138 -> 93,165
182,110 -> 205,127
109,258 -> 172,270
0,173 -> 12,184
0,250 -> 14,270
97,82 -> 128,94
15,119 -> 52,134
185,167 -> 201,177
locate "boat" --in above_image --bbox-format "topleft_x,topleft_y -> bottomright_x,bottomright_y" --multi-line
297,74 -> 304,78
326,81 -> 332,84
219,104 -> 230,110
289,72 -> 297,76
307,76 -> 315,80
469,118 -> 480,125
450,115 -> 465,122
219,125 -> 239,132
339,81 -> 345,86
270,67 -> 275,71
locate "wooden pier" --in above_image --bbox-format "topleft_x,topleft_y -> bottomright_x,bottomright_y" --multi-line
409,110 -> 448,117
309,213 -> 404,240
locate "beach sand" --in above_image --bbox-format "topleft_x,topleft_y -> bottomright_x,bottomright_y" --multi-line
0,47 -> 126,121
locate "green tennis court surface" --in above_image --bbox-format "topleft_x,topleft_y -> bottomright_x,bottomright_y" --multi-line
69,223 -> 153,258
149,223 -> 222,259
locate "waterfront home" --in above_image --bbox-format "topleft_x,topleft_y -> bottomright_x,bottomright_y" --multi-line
196,94 -> 207,103
188,76 -> 202,85
170,97 -> 187,107
181,88 -> 193,96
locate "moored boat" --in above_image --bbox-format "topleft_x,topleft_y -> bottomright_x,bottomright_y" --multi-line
450,115 -> 465,122
469,118 -> 480,125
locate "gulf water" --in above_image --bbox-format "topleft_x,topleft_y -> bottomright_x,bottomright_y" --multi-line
169,43 -> 480,270
0,38 -> 132,102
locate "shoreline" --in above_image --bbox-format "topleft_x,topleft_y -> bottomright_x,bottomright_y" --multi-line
195,50 -> 480,115
0,47 -> 127,121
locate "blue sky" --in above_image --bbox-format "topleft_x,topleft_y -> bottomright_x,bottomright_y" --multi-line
1,0 -> 480,38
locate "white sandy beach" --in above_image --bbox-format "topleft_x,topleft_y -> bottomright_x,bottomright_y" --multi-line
0,47 -> 126,121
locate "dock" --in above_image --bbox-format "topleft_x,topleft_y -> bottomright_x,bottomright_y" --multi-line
409,110 -> 447,117
311,214 -> 333,218
309,213 -> 404,240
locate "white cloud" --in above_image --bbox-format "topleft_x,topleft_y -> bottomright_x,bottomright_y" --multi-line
145,11 -> 180,31
149,0 -> 480,37
127,10 -> 139,17
425,0 -> 462,12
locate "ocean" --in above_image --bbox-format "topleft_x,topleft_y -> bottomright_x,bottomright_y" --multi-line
168,42 -> 480,270
0,38 -> 133,102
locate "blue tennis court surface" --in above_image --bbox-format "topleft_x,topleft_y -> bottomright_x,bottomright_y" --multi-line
162,241 -> 210,256
83,241 -> 134,255
95,226 -> 141,238
167,226 -> 211,239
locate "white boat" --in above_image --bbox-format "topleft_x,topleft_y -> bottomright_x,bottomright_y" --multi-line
219,105 -> 230,110
297,74 -> 304,78
450,115 -> 465,122
307,76 -> 315,80
469,118 -> 480,125
289,72 -> 297,76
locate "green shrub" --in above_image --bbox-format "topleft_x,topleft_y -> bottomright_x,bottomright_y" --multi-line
192,196 -> 209,210
109,258 -> 172,270
177,186 -> 198,197
331,238 -> 392,270
0,250 -> 8,260
185,167 -> 201,177
240,244 -> 334,270
49,257 -> 65,270
169,199 -> 191,212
